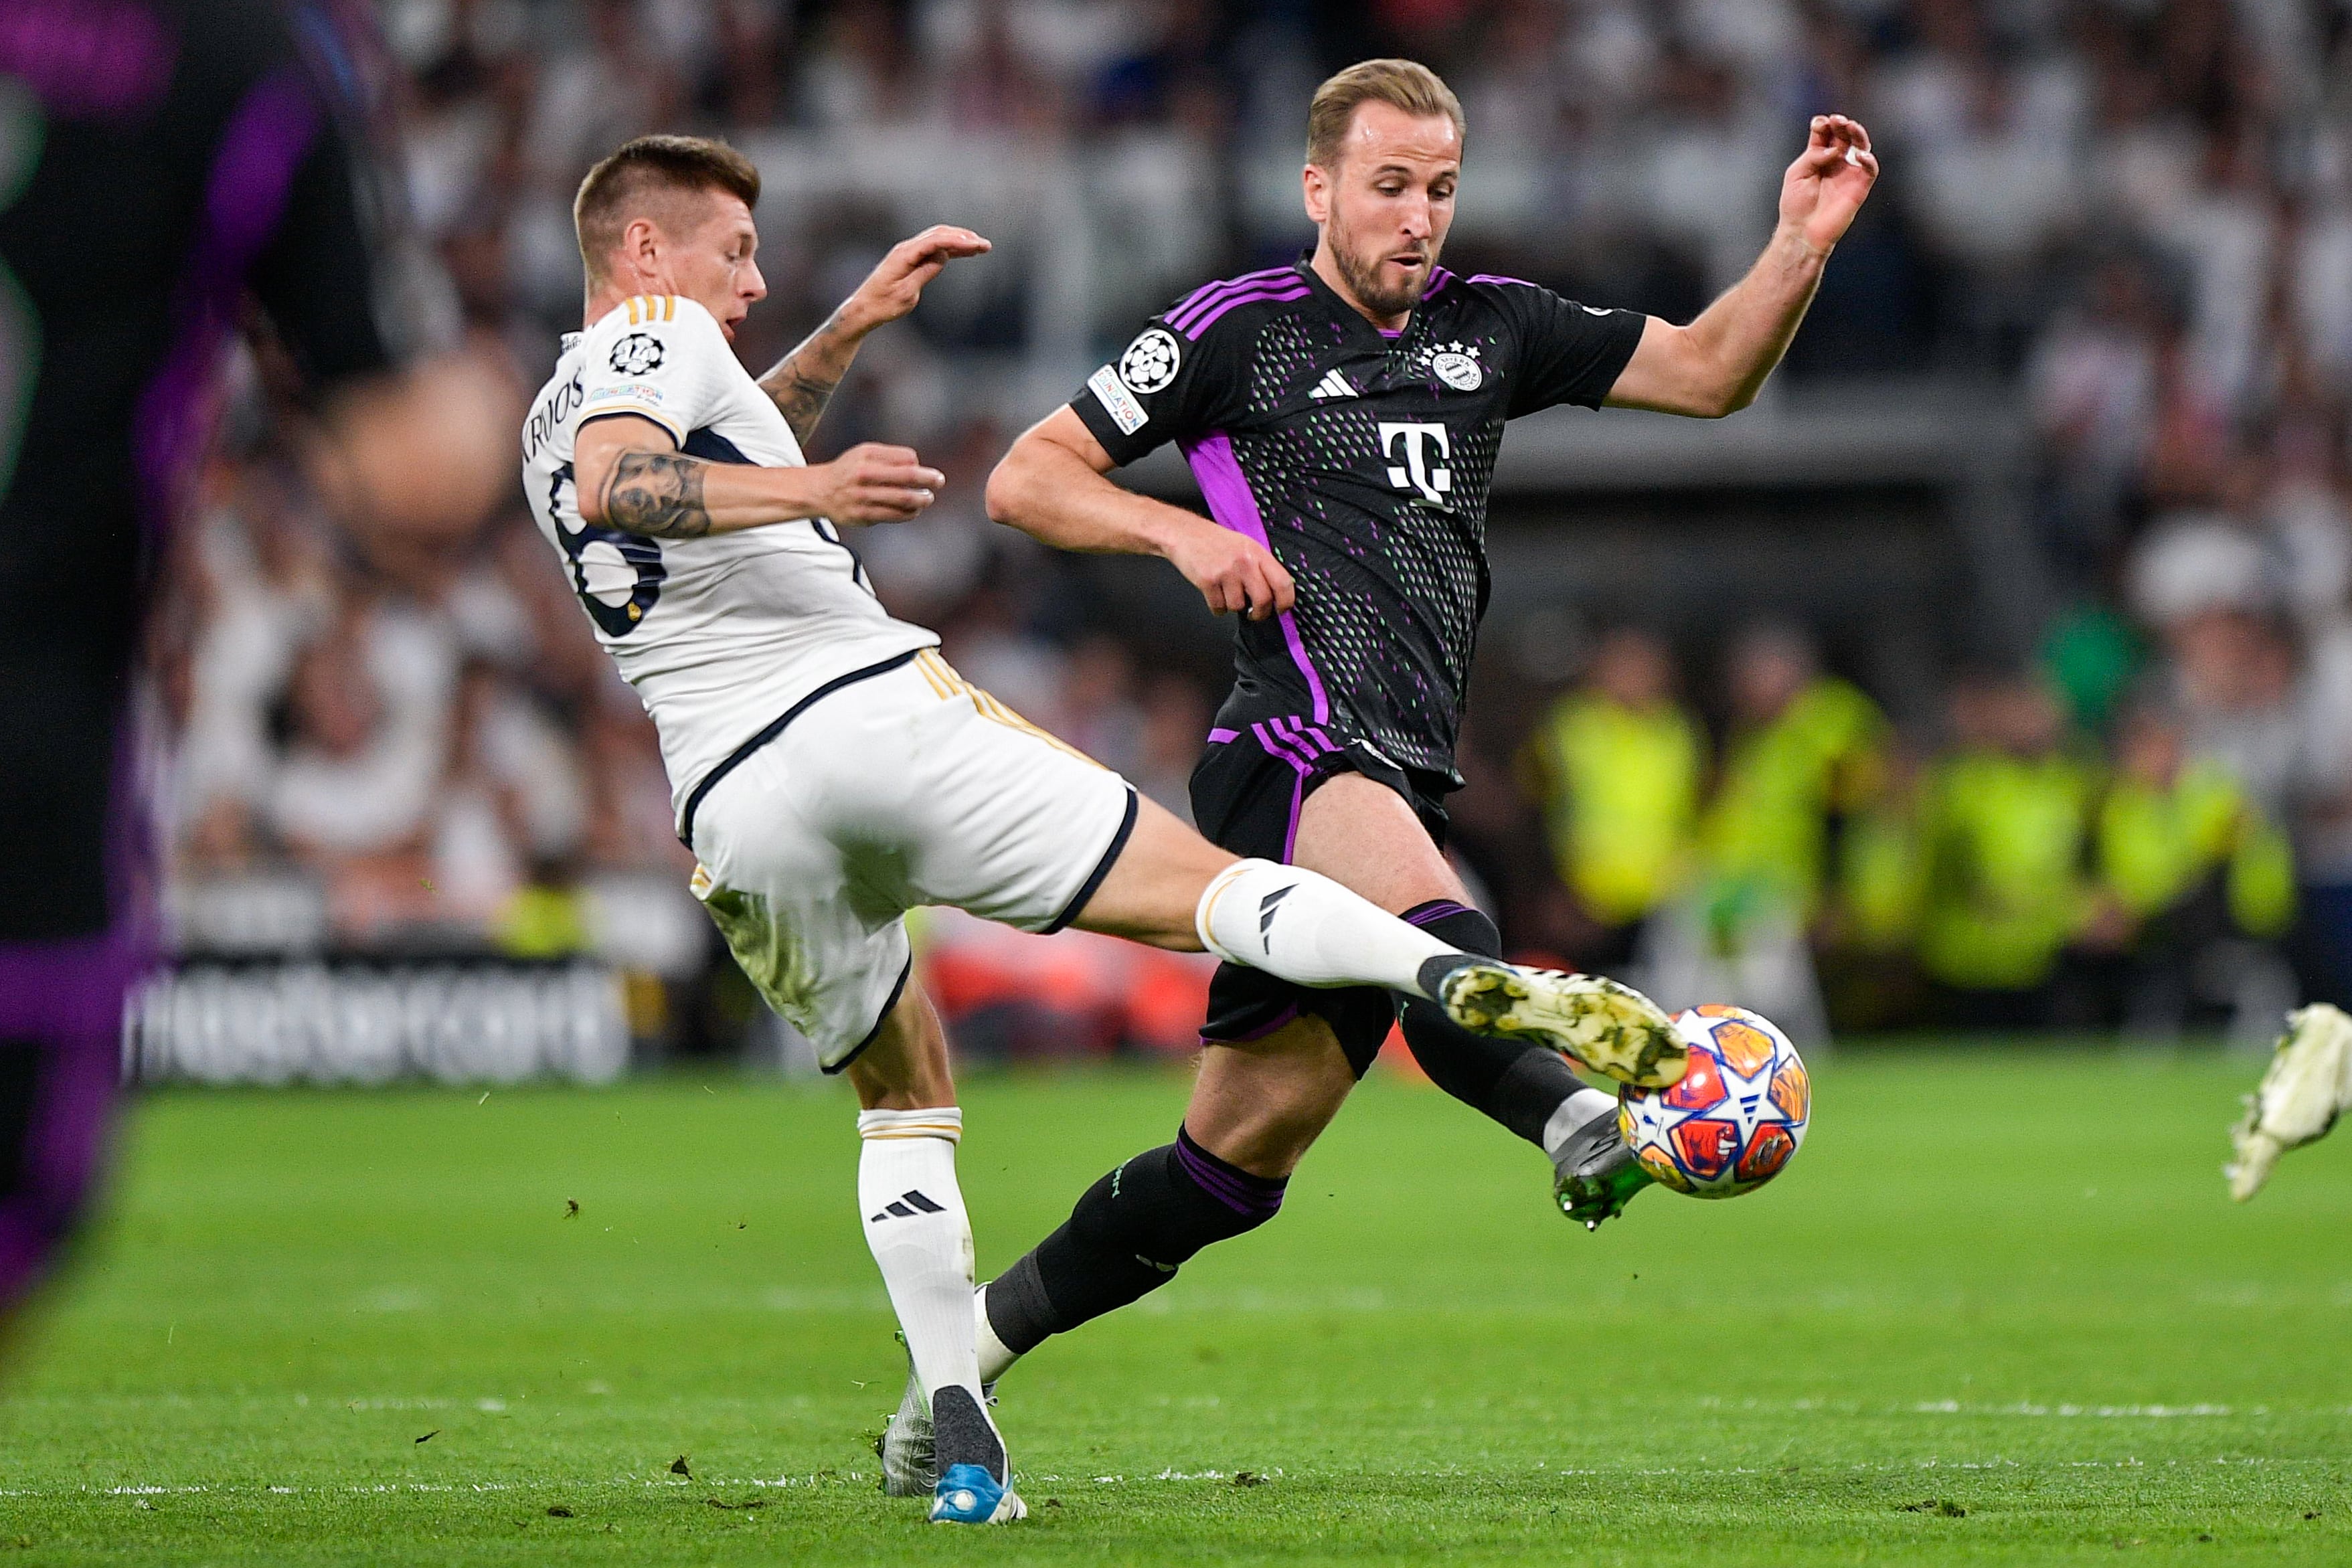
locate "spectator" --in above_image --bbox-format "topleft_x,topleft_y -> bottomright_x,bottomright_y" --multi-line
1916,671 -> 2098,1029
1699,622 -> 1889,928
2092,691 -> 2296,1035
1519,626 -> 1701,974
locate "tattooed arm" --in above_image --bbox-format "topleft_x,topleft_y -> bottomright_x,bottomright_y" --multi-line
758,226 -> 991,445
574,415 -> 945,536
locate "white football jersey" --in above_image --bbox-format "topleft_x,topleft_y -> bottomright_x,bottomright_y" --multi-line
521,294 -> 934,832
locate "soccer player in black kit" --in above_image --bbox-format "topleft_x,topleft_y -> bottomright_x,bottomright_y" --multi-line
927,60 -> 1879,1430
0,1 -> 502,1342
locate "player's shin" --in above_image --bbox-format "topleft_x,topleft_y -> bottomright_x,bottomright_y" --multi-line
856,1109 -> 1002,1480
1394,900 -> 1587,1142
977,1129 -> 1283,1369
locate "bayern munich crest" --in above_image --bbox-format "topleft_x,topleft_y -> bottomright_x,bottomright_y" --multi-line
1428,345 -> 1483,391
608,332 -> 664,375
1118,327 -> 1181,394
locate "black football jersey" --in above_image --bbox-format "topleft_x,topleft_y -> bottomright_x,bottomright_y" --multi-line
0,1 -> 400,939
1071,256 -> 1643,786
0,0 -> 398,661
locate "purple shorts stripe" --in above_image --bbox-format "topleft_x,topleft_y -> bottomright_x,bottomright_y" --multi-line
1250,721 -> 1315,775
1282,770 -> 1305,863
1274,717 -> 1339,760
1168,266 -> 1300,332
1205,726 -> 1240,744
1179,283 -> 1310,339
1201,1000 -> 1300,1045
1181,433 -> 1330,724
1405,899 -> 1475,928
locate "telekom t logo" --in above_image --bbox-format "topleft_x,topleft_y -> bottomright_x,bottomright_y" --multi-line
1379,421 -> 1452,504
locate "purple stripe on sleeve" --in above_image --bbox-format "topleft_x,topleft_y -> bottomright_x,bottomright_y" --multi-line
1467,273 -> 1540,288
1181,433 -> 1330,724
1205,726 -> 1240,744
1167,266 -> 1300,332
1179,282 -> 1310,339
1421,266 -> 1454,298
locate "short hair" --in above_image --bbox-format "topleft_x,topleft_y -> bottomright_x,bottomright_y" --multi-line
573,135 -> 762,283
1306,58 -> 1465,169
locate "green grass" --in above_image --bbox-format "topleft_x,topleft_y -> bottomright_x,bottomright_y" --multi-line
2,1048 -> 2348,1565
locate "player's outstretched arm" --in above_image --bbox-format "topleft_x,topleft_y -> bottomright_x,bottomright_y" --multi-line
756,226 -> 991,445
576,414 -> 942,537
1603,114 -> 1879,419
986,408 -> 1295,621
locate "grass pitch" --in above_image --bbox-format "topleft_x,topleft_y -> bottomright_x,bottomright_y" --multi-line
3,1048 -> 2348,1565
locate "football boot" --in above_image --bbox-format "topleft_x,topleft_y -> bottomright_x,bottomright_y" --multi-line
1426,958 -> 1687,1088
2228,1003 -> 2352,1201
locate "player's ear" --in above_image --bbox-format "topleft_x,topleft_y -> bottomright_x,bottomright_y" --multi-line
620,215 -> 662,277
1302,162 -> 1331,225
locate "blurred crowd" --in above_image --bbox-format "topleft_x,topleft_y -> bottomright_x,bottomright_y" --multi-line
148,0 -> 2352,1050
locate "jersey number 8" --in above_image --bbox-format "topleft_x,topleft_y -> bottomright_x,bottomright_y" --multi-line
549,462 -> 665,637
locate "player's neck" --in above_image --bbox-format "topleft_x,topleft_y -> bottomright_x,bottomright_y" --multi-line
1308,239 -> 1412,335
582,275 -> 671,328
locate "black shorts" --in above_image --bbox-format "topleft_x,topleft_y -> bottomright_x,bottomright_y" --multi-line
1188,724 -> 1452,1077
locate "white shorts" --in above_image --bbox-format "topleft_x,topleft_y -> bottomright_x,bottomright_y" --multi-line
685,648 -> 1137,1070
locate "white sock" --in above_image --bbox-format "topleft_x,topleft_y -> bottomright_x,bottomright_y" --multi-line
1195,858 -> 1460,996
975,1285 -> 1021,1385
857,1108 -> 981,1417
1541,1087 -> 1619,1171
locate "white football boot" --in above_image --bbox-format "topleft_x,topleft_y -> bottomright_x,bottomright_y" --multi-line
1425,957 -> 1687,1088
2228,1003 -> 2352,1201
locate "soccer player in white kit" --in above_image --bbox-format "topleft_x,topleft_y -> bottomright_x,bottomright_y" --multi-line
522,135 -> 1686,1525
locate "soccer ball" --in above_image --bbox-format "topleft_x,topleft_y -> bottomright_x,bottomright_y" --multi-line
1617,1005 -> 1809,1199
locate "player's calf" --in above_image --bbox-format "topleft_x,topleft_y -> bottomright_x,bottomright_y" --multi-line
971,1128 -> 1286,1385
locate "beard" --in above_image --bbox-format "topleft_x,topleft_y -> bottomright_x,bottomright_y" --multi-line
1329,209 -> 1436,320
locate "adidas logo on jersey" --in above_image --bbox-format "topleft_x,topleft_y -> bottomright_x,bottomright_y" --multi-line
869,1190 -> 946,1223
1309,369 -> 1357,401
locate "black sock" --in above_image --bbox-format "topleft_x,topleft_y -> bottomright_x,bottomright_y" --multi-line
984,1126 -> 1285,1355
1398,899 -> 1584,1147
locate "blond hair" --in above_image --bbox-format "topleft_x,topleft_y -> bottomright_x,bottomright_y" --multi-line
574,135 -> 762,284
1306,58 -> 1465,168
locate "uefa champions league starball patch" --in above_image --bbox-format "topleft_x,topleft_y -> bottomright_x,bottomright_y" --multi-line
609,332 -> 665,375
1118,327 -> 1181,394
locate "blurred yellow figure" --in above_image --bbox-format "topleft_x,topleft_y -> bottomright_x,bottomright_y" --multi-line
1916,673 -> 2098,1025
1521,628 -> 1702,969
2098,699 -> 2293,944
1701,624 -> 1889,924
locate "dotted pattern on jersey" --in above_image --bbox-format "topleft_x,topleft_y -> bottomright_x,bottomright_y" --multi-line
1223,309 -> 1510,776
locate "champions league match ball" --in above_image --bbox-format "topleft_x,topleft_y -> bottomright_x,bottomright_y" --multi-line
1618,1005 -> 1810,1198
